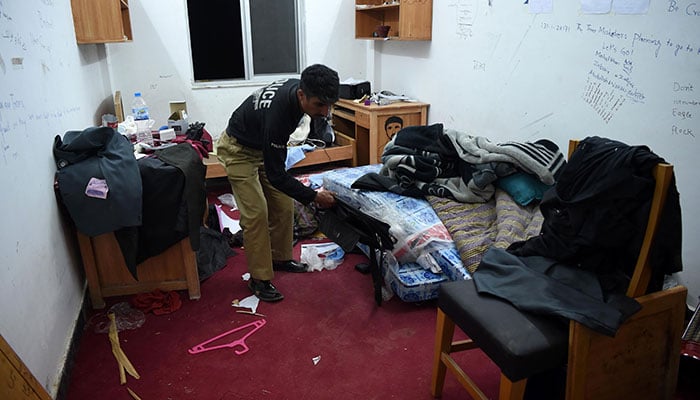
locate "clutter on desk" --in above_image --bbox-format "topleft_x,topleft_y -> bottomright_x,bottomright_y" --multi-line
339,77 -> 371,100
350,90 -> 419,106
369,90 -> 417,105
168,100 -> 189,136
112,96 -> 213,160
102,113 -> 118,128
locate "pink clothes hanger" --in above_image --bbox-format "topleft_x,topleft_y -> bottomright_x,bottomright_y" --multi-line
188,319 -> 266,355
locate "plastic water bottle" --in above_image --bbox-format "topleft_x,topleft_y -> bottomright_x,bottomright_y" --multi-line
132,92 -> 152,144
131,92 -> 150,120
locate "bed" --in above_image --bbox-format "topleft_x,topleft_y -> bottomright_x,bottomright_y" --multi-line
321,163 -> 545,302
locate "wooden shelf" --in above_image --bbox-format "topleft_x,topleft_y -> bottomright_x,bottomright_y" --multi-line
355,0 -> 432,40
71,0 -> 133,44
356,3 -> 400,11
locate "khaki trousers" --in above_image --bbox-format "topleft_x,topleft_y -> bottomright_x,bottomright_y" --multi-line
216,133 -> 294,281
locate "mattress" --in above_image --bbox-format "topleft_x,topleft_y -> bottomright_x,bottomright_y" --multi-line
322,164 -> 470,302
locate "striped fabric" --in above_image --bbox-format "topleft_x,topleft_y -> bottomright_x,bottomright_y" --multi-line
428,189 -> 543,273
443,130 -> 566,186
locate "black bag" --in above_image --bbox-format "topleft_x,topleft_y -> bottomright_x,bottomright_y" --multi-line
319,198 -> 395,305
339,81 -> 371,100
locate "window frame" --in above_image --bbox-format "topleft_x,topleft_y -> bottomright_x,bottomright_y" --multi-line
186,0 -> 306,89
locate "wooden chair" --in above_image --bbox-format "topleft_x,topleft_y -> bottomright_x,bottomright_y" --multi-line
431,140 -> 686,399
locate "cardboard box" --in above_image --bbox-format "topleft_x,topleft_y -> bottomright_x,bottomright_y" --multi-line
168,101 -> 189,136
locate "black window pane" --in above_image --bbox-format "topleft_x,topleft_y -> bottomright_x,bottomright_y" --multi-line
187,0 -> 245,81
250,0 -> 298,75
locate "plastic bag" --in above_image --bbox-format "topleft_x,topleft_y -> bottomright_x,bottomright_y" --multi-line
117,115 -> 137,136
218,193 -> 237,209
89,302 -> 145,334
301,243 -> 344,272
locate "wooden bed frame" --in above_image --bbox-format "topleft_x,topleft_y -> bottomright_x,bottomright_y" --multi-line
76,231 -> 201,309
203,131 -> 356,180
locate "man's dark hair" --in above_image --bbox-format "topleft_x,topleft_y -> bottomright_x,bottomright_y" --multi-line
300,64 -> 339,105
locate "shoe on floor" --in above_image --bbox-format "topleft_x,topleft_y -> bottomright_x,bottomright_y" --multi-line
248,279 -> 284,302
272,260 -> 308,273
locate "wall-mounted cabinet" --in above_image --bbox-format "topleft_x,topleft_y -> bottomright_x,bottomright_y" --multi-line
71,0 -> 133,44
355,0 -> 433,41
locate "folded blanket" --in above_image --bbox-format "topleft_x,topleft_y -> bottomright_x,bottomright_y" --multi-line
442,129 -> 566,185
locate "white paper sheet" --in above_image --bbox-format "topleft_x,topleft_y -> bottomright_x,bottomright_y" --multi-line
232,294 -> 260,314
581,0 -> 611,14
612,0 -> 649,14
529,0 -> 553,14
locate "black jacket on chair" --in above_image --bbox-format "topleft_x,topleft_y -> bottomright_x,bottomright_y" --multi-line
474,136 -> 683,336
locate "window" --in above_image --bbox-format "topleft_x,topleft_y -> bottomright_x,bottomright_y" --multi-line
186,0 -> 303,84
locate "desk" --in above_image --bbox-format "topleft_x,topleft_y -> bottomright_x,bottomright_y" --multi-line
331,99 -> 430,165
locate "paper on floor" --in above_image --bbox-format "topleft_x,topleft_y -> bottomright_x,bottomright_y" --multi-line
232,294 -> 260,314
216,204 -> 241,233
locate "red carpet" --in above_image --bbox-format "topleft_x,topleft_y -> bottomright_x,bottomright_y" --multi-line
64,243 -> 500,399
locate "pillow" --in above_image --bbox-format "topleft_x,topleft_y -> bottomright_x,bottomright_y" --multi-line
496,172 -> 553,206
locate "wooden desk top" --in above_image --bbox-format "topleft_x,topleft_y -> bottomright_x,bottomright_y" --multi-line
335,98 -> 429,111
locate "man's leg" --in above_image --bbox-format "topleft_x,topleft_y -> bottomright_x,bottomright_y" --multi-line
216,134 -> 274,282
259,168 -> 294,262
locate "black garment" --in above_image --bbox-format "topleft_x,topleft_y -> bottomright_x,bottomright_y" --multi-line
197,226 -> 236,281
225,78 -> 316,205
319,198 -> 395,305
53,126 -> 142,237
509,136 -> 683,285
474,136 -> 683,336
155,143 -> 207,252
474,248 -> 641,336
115,156 -> 188,278
391,123 -> 454,155
351,172 -> 425,198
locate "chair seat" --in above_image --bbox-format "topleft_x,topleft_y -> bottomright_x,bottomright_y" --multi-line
438,279 -> 569,382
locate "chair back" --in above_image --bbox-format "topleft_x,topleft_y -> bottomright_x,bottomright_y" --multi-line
566,139 -> 673,297
565,139 -> 685,400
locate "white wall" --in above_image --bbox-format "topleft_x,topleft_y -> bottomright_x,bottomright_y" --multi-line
0,1 -> 114,396
107,0 -> 368,138
375,1 -> 699,305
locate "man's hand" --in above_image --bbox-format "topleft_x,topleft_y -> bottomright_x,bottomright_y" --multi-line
314,189 -> 336,209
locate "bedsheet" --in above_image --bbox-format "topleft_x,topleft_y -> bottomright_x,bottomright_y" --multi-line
427,189 -> 544,273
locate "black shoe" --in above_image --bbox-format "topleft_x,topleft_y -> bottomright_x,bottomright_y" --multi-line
272,260 -> 308,273
248,279 -> 284,302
